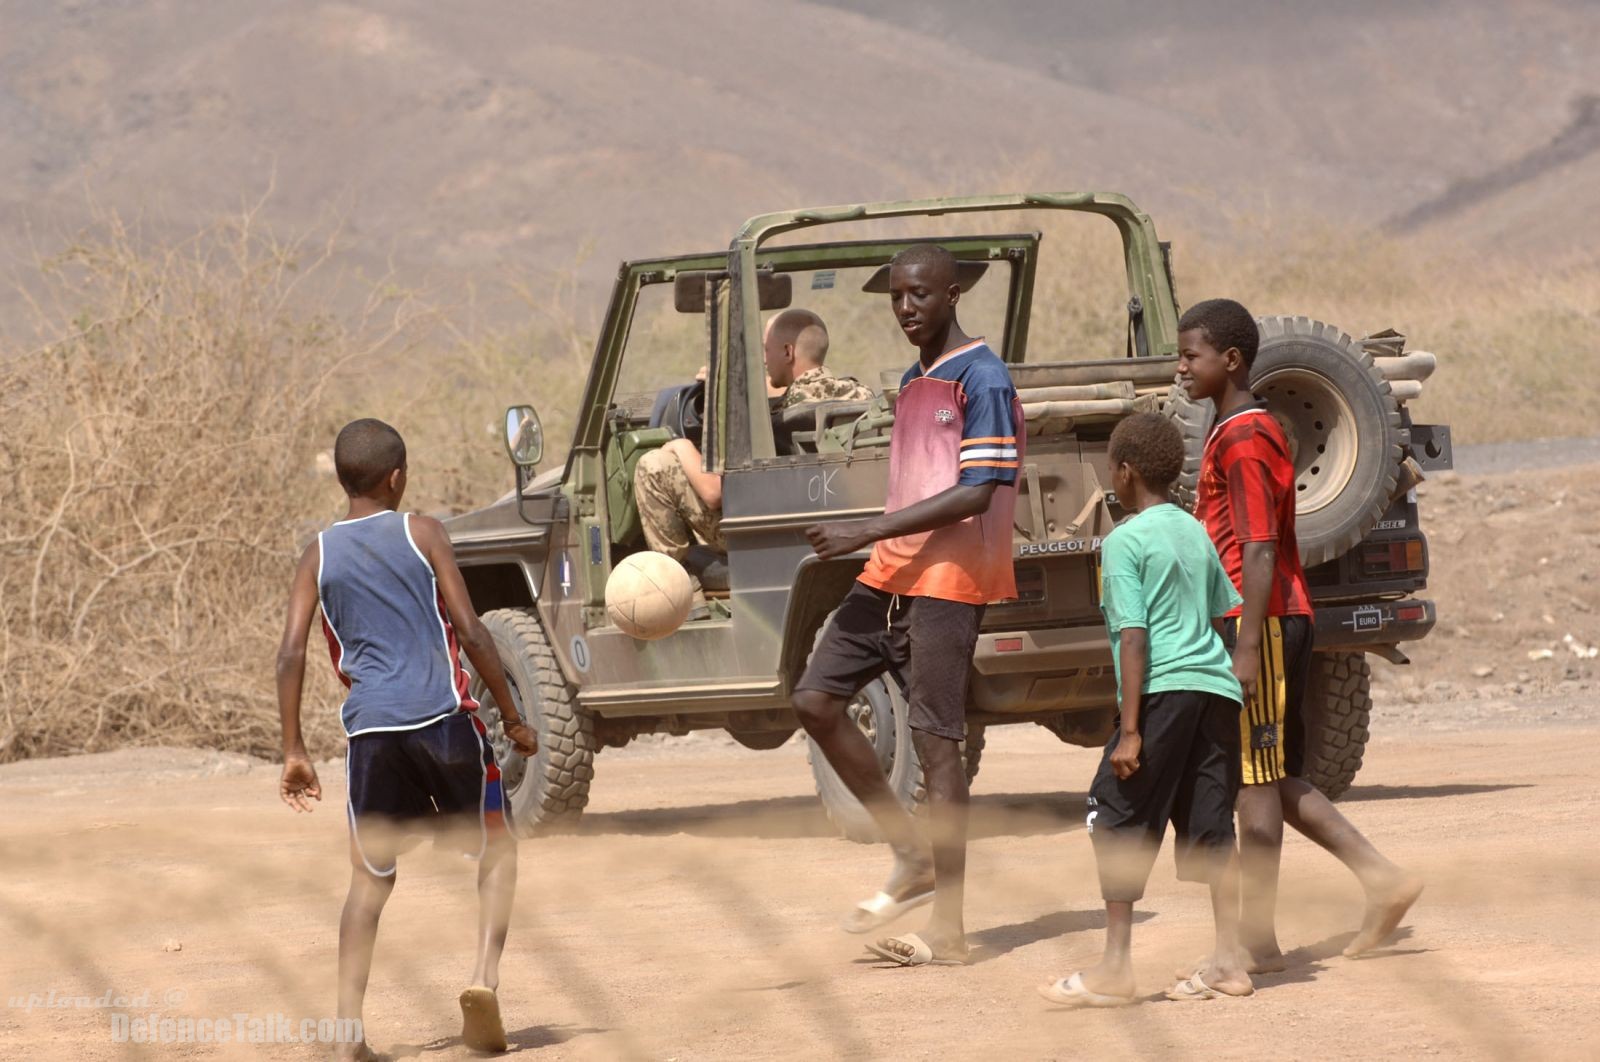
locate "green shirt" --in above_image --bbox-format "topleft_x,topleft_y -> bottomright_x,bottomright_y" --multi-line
1099,503 -> 1244,704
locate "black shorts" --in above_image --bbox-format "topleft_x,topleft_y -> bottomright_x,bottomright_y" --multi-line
345,712 -> 507,876
796,581 -> 984,741
1086,689 -> 1242,902
1223,614 -> 1315,784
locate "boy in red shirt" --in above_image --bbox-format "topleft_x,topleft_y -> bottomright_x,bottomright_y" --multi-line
1176,299 -> 1423,969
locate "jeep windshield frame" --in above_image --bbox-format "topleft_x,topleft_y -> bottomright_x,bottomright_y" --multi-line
721,192 -> 1178,470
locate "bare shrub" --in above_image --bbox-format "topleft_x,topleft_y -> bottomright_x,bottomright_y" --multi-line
0,213 -> 421,761
2,201 -> 1594,764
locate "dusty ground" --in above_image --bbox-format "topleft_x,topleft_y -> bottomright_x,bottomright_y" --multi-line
2,464 -> 1596,1061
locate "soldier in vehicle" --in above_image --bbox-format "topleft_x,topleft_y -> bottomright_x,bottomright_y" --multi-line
634,309 -> 871,563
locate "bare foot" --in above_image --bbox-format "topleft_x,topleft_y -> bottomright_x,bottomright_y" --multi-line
459,986 -> 508,1053
1345,873 -> 1424,957
1175,946 -> 1281,980
1075,958 -> 1136,1000
1197,955 -> 1254,997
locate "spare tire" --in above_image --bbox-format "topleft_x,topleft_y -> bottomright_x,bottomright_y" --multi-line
1164,316 -> 1402,567
1253,317 -> 1402,568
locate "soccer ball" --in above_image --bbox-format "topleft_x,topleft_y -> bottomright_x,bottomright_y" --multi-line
605,551 -> 693,640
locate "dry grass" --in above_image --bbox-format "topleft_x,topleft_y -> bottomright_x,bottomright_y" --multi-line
1,205 -> 1594,763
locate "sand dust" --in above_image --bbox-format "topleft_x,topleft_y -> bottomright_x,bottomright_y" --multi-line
2,464 -> 1596,1060
1,709 -> 1596,1060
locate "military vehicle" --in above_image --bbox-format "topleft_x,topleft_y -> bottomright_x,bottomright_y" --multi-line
443,193 -> 1453,839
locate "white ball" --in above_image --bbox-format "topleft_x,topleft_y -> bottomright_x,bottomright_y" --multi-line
605,551 -> 693,640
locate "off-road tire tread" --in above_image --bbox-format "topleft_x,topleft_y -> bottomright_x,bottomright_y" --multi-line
1301,651 -> 1372,800
478,608 -> 595,831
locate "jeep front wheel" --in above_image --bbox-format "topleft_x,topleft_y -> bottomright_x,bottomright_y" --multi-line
1299,651 -> 1373,800
469,608 -> 595,835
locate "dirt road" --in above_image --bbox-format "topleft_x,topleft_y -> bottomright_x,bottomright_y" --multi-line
4,460 -> 1595,1060
2,697 -> 1595,1061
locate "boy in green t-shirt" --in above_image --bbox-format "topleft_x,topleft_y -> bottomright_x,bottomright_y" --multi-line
1039,413 -> 1253,1007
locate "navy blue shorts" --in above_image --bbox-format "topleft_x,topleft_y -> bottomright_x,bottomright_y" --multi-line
344,712 -> 506,876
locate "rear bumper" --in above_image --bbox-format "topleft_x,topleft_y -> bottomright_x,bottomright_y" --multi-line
1313,598 -> 1436,651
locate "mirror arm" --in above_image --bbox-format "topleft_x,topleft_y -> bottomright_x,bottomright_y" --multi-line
514,463 -> 538,526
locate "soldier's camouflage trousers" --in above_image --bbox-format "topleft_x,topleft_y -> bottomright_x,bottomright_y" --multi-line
633,447 -> 727,561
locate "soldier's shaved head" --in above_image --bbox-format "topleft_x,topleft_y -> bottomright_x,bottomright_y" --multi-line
766,308 -> 830,365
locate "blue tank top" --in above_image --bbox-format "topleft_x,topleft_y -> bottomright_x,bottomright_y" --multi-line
317,510 -> 477,736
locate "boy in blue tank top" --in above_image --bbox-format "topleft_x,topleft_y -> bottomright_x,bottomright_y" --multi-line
276,418 -> 536,1059
1038,413 -> 1253,1008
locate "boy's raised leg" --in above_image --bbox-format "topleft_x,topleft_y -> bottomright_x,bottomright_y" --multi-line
337,860 -> 395,1061
460,833 -> 516,1053
793,689 -> 933,904
1235,783 -> 1287,972
1278,778 -> 1423,955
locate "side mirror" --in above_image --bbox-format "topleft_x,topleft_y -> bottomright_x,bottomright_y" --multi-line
504,405 -> 544,467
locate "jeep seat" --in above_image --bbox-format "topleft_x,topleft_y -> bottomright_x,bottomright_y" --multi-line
604,425 -> 675,545
772,398 -> 876,454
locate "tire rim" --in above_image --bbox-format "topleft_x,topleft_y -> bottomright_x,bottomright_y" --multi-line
1254,367 -> 1359,516
847,686 -> 893,772
469,671 -> 529,794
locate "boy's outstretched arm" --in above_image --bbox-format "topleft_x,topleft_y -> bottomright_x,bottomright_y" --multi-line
411,516 -> 538,757
805,482 -> 997,559
276,541 -> 323,812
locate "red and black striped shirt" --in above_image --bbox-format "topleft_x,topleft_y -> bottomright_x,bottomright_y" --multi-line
1195,401 -> 1313,618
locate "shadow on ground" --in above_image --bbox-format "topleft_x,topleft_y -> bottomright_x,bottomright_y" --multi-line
393,1022 -> 608,1056
575,790 -> 1091,841
573,781 -> 1524,840
1339,783 -> 1531,804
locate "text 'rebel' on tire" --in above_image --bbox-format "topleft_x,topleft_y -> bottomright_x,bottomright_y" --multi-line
468,608 -> 595,836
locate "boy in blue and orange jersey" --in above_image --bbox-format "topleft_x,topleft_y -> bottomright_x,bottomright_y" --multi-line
798,243 -> 1023,967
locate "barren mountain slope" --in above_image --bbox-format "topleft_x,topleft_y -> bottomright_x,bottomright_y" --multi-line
827,0 -> 1600,260
0,0 -> 1418,294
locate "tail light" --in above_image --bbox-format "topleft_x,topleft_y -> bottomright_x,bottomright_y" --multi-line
1360,537 -> 1425,577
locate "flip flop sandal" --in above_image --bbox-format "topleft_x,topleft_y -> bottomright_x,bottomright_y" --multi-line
864,932 -> 969,967
1165,970 -> 1252,1002
840,887 -> 935,934
459,985 -> 509,1052
1037,971 -> 1134,1008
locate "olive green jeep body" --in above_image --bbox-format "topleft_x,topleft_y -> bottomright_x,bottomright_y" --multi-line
444,193 -> 1452,838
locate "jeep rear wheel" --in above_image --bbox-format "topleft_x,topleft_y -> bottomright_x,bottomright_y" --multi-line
1299,651 -> 1373,800
807,675 -> 984,844
469,609 -> 595,835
